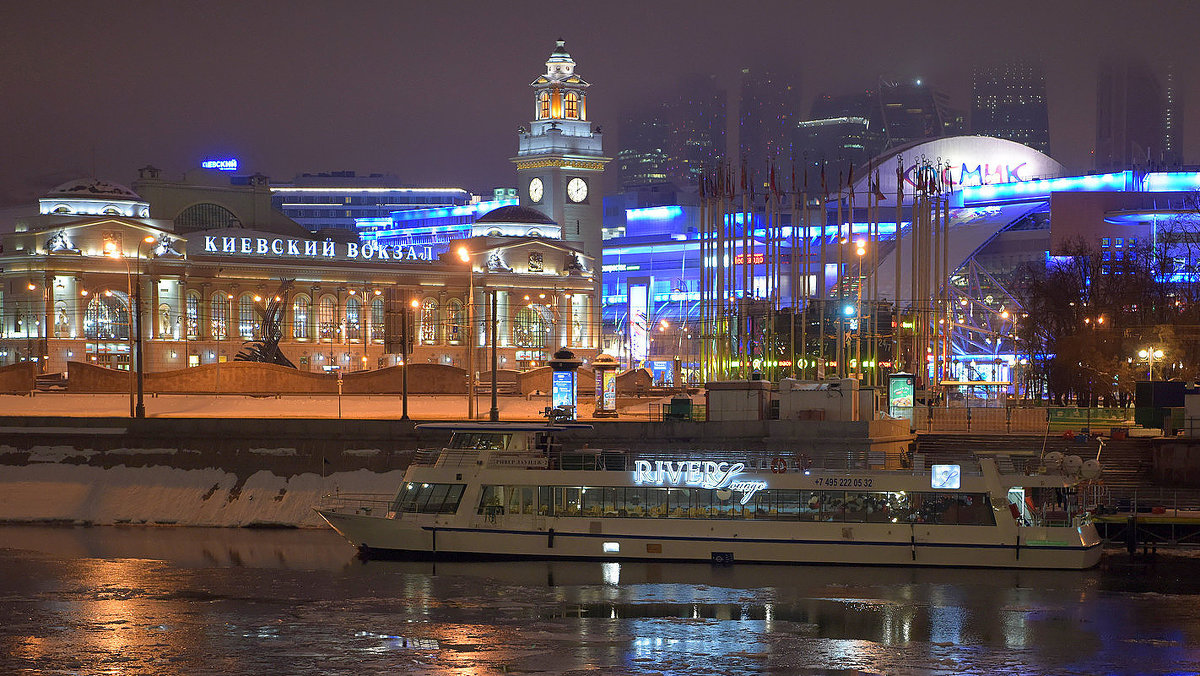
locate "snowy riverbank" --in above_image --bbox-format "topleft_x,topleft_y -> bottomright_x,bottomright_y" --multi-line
0,463 -> 402,528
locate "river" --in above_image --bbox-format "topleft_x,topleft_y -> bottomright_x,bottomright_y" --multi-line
0,525 -> 1196,675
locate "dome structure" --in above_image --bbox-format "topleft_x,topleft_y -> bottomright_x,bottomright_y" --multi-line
471,205 -> 561,239
39,178 -> 150,218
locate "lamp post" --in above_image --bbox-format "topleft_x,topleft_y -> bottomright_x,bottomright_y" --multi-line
457,246 -> 476,420
401,298 -> 418,420
133,236 -> 156,418
489,290 -> 500,422
106,235 -> 155,417
1138,347 -> 1164,381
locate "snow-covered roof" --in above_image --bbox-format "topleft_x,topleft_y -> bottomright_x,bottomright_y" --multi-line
45,178 -> 142,201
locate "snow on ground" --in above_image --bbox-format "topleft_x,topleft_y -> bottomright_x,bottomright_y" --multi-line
0,393 -> 671,419
0,463 -> 404,528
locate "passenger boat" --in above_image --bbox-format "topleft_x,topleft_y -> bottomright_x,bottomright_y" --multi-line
315,423 -> 1102,569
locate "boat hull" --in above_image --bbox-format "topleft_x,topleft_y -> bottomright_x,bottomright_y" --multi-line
315,509 -> 1103,570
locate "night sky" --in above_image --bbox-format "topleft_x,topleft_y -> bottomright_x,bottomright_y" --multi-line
2,0 -> 1197,205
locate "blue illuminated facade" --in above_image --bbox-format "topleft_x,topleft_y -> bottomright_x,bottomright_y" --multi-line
270,172 -> 472,233
597,167 -> 1200,382
358,198 -> 519,253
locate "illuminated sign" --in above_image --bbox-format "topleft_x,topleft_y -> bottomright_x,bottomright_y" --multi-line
202,236 -> 433,263
201,158 -> 239,171
552,370 -> 576,410
629,284 -> 649,365
633,460 -> 767,505
734,253 -> 766,265
963,171 -> 1131,204
626,206 -> 684,221
600,367 -> 619,410
931,464 -> 961,490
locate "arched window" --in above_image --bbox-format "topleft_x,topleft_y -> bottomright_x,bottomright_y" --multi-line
54,301 -> 70,337
158,303 -> 173,338
238,294 -> 257,339
101,206 -> 121,216
447,299 -> 464,344
538,91 -> 550,119
420,298 -> 439,344
84,294 -> 129,340
292,294 -> 310,339
175,203 -> 239,230
513,305 -> 549,348
370,297 -> 385,342
186,291 -> 200,340
564,91 -> 579,119
318,295 -> 337,341
210,293 -> 230,340
346,296 -> 361,342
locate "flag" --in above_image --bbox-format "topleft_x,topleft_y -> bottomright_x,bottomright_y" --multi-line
872,169 -> 887,201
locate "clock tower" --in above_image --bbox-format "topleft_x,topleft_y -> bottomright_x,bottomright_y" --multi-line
513,39 -> 610,270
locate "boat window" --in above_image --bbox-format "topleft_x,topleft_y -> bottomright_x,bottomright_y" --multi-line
503,485 -> 995,525
908,492 -> 994,526
450,433 -> 510,450
391,482 -> 465,514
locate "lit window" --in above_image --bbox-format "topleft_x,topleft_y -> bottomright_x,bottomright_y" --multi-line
603,542 -> 620,553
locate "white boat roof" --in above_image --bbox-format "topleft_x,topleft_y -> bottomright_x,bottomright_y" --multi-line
416,422 -> 593,432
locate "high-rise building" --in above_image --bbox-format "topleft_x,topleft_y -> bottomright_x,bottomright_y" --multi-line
616,104 -> 671,189
738,67 -> 798,175
1163,62 -> 1184,167
970,60 -> 1051,154
615,75 -> 725,190
877,78 -> 955,149
671,74 -> 726,188
1095,56 -> 1163,171
793,90 -> 886,187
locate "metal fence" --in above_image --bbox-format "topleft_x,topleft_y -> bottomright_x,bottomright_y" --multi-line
911,406 -> 1135,434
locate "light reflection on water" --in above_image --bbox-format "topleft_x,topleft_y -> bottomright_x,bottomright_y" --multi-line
0,525 -> 1197,675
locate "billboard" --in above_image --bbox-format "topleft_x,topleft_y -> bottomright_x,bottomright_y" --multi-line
628,283 -> 649,366
552,370 -> 576,410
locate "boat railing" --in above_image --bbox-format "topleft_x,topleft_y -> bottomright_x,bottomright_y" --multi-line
410,448 -> 483,467
319,491 -> 394,516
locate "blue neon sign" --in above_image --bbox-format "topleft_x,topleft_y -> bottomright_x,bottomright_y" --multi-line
201,158 -> 239,171
962,172 -> 1131,204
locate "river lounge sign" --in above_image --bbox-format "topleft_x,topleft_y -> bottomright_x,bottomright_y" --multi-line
202,236 -> 434,263
633,460 -> 768,505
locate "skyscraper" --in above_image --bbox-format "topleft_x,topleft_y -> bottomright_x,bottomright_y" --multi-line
669,74 -> 726,187
793,90 -> 885,186
970,59 -> 1051,154
1095,56 -> 1163,171
1162,62 -> 1184,167
617,104 -> 671,189
615,75 -> 726,190
738,67 -> 799,176
877,78 -> 955,149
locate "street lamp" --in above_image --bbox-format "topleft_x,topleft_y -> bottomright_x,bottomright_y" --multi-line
107,235 -> 156,417
133,236 -> 156,418
457,245 -> 476,420
401,298 -> 418,420
1137,347 -> 1164,380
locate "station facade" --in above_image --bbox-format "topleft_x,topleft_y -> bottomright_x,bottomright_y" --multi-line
0,174 -> 598,376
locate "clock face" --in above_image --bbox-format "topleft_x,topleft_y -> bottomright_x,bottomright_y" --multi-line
528,177 -> 544,203
567,177 -> 588,203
